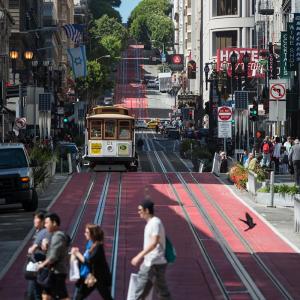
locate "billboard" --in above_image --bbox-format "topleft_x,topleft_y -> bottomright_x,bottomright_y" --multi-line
216,48 -> 279,79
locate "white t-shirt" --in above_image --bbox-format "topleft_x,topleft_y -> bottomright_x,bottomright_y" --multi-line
143,216 -> 167,267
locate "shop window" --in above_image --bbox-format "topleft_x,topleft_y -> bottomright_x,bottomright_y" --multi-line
213,0 -> 238,17
118,120 -> 131,139
90,120 -> 102,139
212,30 -> 237,56
104,120 -> 116,139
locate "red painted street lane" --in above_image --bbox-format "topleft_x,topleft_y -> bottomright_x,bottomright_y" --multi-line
114,173 -> 224,300
115,45 -> 148,119
2,172 -> 300,299
191,173 -> 300,299
0,173 -> 93,299
167,173 -> 251,299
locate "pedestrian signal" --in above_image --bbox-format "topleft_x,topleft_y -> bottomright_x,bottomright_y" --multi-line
63,116 -> 69,123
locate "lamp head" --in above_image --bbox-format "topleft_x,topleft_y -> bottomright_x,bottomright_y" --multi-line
230,51 -> 237,65
9,50 -> 19,60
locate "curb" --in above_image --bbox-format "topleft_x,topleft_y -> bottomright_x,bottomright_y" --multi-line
0,174 -> 72,281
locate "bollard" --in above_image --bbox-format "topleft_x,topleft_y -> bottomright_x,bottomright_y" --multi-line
67,153 -> 72,174
268,171 -> 275,207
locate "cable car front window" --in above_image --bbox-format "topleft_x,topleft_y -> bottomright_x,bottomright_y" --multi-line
90,120 -> 102,139
105,120 -> 116,139
119,121 -> 131,139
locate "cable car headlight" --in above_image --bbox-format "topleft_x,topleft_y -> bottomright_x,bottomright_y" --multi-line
107,145 -> 113,152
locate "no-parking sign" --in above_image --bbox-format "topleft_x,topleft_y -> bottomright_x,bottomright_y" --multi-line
269,80 -> 286,100
15,117 -> 26,129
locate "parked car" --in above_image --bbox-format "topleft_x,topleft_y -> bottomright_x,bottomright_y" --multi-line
0,143 -> 38,211
135,119 -> 147,129
56,142 -> 79,161
146,79 -> 159,89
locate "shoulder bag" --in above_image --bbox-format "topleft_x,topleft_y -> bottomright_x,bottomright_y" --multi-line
36,267 -> 55,289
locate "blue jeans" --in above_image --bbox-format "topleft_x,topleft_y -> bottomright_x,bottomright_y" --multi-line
27,279 -> 42,300
261,153 -> 271,167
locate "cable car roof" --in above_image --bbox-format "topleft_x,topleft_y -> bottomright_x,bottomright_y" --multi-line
87,114 -> 134,120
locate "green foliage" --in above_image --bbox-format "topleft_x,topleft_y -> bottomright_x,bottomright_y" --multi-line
179,139 -> 198,156
30,146 -> 54,188
248,161 -> 268,182
89,15 -> 128,59
129,0 -> 172,23
258,184 -> 299,196
128,0 -> 174,47
89,0 -> 122,21
76,60 -> 113,106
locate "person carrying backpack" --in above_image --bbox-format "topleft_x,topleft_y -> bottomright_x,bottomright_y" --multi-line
261,136 -> 273,167
131,200 -> 171,300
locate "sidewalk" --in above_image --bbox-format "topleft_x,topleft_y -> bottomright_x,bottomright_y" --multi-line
218,173 -> 300,250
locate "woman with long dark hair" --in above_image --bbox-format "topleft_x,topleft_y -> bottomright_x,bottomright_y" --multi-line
71,224 -> 113,300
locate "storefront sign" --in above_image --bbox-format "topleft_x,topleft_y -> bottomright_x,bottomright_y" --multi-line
287,22 -> 296,71
217,48 -> 262,78
280,31 -> 289,78
294,13 -> 300,62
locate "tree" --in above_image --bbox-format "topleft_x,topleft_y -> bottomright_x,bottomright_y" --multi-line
128,0 -> 174,47
88,0 -> 122,21
76,60 -> 113,107
128,0 -> 172,25
89,15 -> 128,59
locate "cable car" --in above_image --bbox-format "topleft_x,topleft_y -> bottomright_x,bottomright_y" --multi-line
83,105 -> 138,171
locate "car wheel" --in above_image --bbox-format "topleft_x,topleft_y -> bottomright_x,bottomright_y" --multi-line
22,189 -> 38,212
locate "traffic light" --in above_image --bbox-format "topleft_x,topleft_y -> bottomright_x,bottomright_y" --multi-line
63,116 -> 69,123
187,60 -> 196,79
249,101 -> 258,121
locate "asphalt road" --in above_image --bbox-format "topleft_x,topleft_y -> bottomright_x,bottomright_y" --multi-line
0,175 -> 69,275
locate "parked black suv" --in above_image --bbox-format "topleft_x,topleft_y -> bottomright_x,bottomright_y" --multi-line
0,144 -> 38,211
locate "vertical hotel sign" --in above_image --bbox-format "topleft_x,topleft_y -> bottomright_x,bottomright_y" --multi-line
294,13 -> 300,62
280,32 -> 289,78
287,22 -> 296,70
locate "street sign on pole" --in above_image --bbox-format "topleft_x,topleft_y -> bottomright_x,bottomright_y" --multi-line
218,106 -> 232,139
269,80 -> 286,100
218,106 -> 232,122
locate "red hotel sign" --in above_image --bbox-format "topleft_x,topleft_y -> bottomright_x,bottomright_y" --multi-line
217,48 -> 264,78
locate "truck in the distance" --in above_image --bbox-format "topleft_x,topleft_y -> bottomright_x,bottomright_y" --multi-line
158,72 -> 172,93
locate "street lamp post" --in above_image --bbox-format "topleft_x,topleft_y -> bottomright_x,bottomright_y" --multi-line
32,60 -> 38,142
230,51 -> 237,151
9,50 -> 19,84
95,55 -> 111,63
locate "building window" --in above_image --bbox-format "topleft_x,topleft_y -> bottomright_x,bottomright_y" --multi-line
188,32 -> 191,43
213,0 -> 238,16
213,30 -> 237,56
9,0 -> 19,8
187,15 -> 191,25
187,0 -> 191,8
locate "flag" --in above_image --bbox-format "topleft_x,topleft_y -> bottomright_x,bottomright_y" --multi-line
62,24 -> 84,44
67,45 -> 87,78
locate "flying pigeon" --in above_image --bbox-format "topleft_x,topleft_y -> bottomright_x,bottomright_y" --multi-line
239,212 -> 256,231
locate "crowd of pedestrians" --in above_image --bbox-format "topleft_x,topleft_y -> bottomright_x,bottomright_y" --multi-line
238,135 -> 300,187
25,200 -> 172,300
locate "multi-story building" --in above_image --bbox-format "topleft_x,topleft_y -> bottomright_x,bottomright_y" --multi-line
202,0 -> 255,103
0,0 -> 13,99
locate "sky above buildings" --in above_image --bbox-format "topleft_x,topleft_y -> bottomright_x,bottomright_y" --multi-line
73,0 -> 142,23
117,0 -> 142,22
